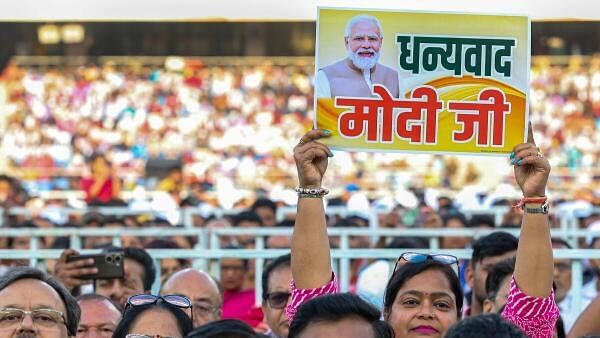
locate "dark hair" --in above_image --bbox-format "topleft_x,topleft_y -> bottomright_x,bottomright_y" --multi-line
233,211 -> 262,227
0,267 -> 81,336
180,196 -> 201,208
551,238 -> 573,249
442,212 -> 468,227
288,293 -> 394,338
89,152 -> 108,165
332,218 -> 362,228
7,221 -> 37,248
555,315 -> 566,338
485,257 -> 516,300
145,239 -> 181,250
0,174 -> 13,184
103,216 -> 125,227
222,245 -> 249,269
386,237 -> 427,249
469,214 -> 496,228
261,253 -> 291,300
145,239 -> 188,267
103,246 -> 156,291
471,232 -> 518,266
444,313 -> 527,338
384,260 -> 463,318
251,198 -> 277,214
275,219 -> 295,228
112,302 -> 193,338
186,319 -> 261,338
76,293 -> 124,313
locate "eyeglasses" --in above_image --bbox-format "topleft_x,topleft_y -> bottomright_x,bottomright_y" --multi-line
192,302 -> 218,317
125,334 -> 178,338
127,294 -> 193,324
264,292 -> 291,309
393,252 -> 459,273
0,308 -> 66,330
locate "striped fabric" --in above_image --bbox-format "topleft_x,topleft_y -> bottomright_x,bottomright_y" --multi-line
502,276 -> 560,338
285,273 -> 339,323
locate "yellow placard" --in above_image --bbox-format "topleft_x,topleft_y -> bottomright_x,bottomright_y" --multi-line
315,8 -> 530,155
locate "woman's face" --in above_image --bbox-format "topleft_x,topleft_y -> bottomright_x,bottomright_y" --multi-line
128,308 -> 183,338
386,269 -> 458,338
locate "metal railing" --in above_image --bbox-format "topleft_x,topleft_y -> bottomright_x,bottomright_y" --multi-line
1,246 -> 598,315
2,226 -> 600,311
3,203 -> 597,251
3,204 -> 593,231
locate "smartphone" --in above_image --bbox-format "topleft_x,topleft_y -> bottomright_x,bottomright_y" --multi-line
67,251 -> 124,280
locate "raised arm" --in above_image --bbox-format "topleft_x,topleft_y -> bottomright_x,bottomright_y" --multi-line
512,126 -> 553,297
291,129 -> 334,288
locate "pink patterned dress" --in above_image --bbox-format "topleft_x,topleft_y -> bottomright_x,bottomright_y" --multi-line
285,274 -> 560,338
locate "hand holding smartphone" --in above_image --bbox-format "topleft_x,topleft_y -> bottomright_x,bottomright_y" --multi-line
54,249 -> 124,292
66,251 -> 125,280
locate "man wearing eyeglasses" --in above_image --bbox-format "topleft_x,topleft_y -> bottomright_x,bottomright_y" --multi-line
0,266 -> 80,338
160,269 -> 222,328
261,254 -> 292,338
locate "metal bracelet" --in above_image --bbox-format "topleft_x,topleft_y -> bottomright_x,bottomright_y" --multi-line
298,193 -> 324,199
295,187 -> 329,197
524,201 -> 549,214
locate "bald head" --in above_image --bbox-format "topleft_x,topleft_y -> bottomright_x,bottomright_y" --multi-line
160,268 -> 222,327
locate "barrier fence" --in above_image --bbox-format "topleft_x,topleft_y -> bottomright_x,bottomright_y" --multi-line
1,226 -> 600,313
2,204 -> 595,236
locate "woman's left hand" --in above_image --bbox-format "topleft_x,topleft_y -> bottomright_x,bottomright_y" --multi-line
512,124 -> 551,197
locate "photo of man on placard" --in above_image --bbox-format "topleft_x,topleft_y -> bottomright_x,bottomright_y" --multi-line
315,14 -> 399,99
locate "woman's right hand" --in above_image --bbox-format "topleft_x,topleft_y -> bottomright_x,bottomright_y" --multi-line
293,129 -> 333,188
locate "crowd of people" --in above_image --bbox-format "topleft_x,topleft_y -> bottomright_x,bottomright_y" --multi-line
0,46 -> 599,337
1,127 -> 600,338
0,56 -> 598,209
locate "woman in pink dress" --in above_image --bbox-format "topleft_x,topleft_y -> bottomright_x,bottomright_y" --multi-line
286,127 -> 558,338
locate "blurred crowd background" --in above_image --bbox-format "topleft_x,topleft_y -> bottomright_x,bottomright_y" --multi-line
0,18 -> 599,336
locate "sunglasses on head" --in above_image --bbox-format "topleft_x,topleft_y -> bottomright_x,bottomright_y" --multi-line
393,252 -> 459,273
127,294 -> 193,323
264,291 -> 291,309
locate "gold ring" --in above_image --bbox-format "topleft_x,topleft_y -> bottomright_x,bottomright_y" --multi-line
298,139 -> 306,146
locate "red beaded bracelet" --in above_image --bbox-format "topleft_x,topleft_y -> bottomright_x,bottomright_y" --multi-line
514,196 -> 548,209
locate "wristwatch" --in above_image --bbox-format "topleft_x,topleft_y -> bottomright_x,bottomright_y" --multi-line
523,201 -> 549,214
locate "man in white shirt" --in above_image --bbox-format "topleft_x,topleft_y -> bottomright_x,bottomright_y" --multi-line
315,15 -> 399,98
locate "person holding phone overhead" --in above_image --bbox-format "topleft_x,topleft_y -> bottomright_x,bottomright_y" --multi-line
53,247 -> 156,306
